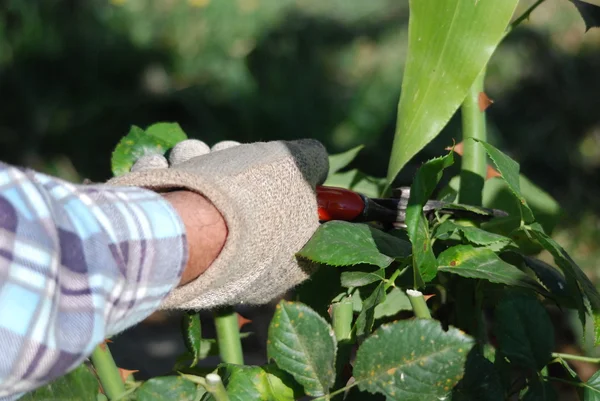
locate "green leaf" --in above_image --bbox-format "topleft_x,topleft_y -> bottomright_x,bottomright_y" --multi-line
523,257 -> 571,304
354,319 -> 474,401
327,145 -> 364,176
494,294 -> 554,371
135,376 -> 198,401
452,352 -> 504,401
474,139 -> 535,223
111,122 -> 188,176
355,282 -> 386,338
182,311 -> 202,366
406,152 -> 454,284
21,364 -> 99,401
527,223 -> 600,335
297,221 -> 411,268
522,378 -> 557,401
584,369 -> 600,400
341,269 -> 385,288
374,287 -> 412,319
438,245 -> 546,294
267,301 -> 336,397
387,0 -> 519,182
216,363 -> 302,401
324,169 -> 387,198
434,220 -> 513,251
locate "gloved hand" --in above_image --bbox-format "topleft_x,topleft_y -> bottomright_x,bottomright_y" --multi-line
108,139 -> 329,310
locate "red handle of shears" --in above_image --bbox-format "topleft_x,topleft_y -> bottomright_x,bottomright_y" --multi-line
316,186 -> 366,222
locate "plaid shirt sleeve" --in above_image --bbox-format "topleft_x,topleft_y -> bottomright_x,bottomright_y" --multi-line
0,162 -> 188,400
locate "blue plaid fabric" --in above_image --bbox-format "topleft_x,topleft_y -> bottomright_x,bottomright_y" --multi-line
0,162 -> 187,400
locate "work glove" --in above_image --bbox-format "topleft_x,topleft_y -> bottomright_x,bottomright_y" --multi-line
108,139 -> 329,310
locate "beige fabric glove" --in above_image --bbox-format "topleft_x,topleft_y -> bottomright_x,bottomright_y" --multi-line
108,139 -> 329,310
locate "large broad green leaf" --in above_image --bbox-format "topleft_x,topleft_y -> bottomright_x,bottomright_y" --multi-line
327,145 -> 364,177
494,294 -> 554,371
438,245 -> 547,295
267,301 -> 336,397
353,319 -> 474,401
474,139 -> 535,223
214,364 -> 303,401
297,221 -> 411,268
387,0 -> 519,182
434,220 -> 513,251
111,122 -> 188,176
21,364 -> 99,401
406,152 -> 454,285
584,369 -> 600,400
135,376 -> 198,401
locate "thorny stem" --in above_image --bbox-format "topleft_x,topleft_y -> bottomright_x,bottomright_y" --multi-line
506,0 -> 547,36
385,268 -> 402,290
214,307 -> 244,365
91,343 -> 126,400
552,352 -> 600,364
459,68 -> 487,206
407,289 -> 432,319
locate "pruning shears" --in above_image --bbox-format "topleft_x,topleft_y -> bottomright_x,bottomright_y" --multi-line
316,186 -> 508,228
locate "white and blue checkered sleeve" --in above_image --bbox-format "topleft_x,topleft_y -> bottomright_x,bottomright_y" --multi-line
0,162 -> 188,400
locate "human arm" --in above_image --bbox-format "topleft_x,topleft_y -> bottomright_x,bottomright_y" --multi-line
0,163 -> 226,399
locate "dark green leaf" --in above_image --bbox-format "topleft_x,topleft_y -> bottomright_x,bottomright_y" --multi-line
327,145 -> 364,176
297,221 -> 411,268
21,364 -> 99,401
341,269 -> 385,288
523,257 -> 571,303
570,0 -> 600,31
406,152 -> 454,284
267,301 -> 336,397
438,245 -> 547,294
182,311 -> 202,366
584,368 -> 600,400
324,169 -> 387,198
216,363 -> 303,401
374,287 -> 412,319
135,376 -> 198,401
434,220 -> 513,251
294,265 -> 342,319
111,122 -> 187,176
473,140 -> 535,223
494,294 -> 554,370
452,352 -> 504,401
527,223 -> 600,335
355,282 -> 386,337
387,0 -> 519,180
354,319 -> 474,401
523,378 -> 557,401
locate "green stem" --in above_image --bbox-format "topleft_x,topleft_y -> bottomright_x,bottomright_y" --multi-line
458,69 -> 487,206
332,300 -> 354,342
214,307 -> 244,365
313,381 -> 358,401
385,268 -> 402,290
552,352 -> 600,364
506,0 -> 547,36
91,343 -> 126,400
407,289 -> 432,319
205,373 -> 230,401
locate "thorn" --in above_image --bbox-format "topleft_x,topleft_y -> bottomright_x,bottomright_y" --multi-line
478,92 -> 494,112
118,368 -> 139,383
237,313 -> 252,329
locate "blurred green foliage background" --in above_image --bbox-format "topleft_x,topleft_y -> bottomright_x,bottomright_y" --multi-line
1,0 -> 600,331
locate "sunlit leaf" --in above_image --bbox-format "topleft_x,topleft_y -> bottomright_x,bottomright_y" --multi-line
387,0 -> 519,182
374,287 -> 412,319
327,145 -> 364,176
354,319 -> 474,401
297,221 -> 411,268
135,376 -> 198,401
182,311 -> 202,366
111,122 -> 187,176
267,301 -> 336,397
